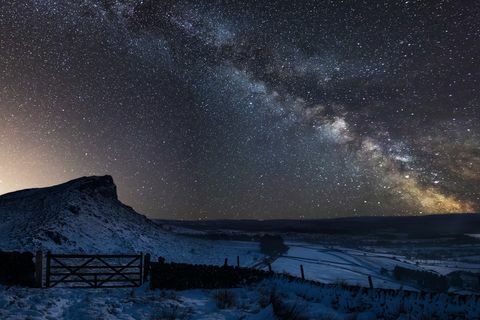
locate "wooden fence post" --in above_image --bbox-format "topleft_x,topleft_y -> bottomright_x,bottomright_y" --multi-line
300,264 -> 305,280
35,251 -> 43,288
143,253 -> 151,282
45,251 -> 51,288
236,256 -> 240,268
139,252 -> 144,285
368,275 -> 373,289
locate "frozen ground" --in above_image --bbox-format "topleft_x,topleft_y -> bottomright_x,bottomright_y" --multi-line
272,242 -> 417,289
270,241 -> 480,291
1,278 -> 479,320
162,216 -> 480,293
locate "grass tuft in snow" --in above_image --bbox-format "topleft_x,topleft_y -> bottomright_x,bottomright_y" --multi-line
265,287 -> 307,320
213,289 -> 236,309
151,303 -> 192,320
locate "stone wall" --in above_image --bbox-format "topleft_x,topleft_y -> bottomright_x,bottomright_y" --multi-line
0,251 -> 35,287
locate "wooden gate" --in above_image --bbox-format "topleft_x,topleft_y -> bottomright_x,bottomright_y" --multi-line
45,253 -> 143,288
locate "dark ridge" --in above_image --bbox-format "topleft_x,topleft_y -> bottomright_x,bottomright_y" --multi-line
157,213 -> 480,237
0,175 -> 118,204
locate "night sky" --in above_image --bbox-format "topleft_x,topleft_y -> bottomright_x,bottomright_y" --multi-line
0,0 -> 479,219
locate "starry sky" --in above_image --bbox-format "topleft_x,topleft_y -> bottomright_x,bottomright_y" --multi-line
0,0 -> 479,219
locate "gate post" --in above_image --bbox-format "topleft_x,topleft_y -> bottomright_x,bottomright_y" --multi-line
45,251 -> 51,288
35,251 -> 43,288
139,252 -> 143,285
368,275 -> 373,289
143,253 -> 151,283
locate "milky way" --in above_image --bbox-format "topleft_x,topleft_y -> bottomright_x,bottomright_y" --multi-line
0,0 -> 479,218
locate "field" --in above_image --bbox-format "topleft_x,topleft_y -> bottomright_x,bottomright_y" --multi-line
271,238 -> 480,292
164,218 -> 480,294
1,178 -> 479,319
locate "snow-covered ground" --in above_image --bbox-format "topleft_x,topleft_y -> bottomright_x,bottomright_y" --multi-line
1,278 -> 479,320
269,241 -> 480,291
272,242 -> 414,289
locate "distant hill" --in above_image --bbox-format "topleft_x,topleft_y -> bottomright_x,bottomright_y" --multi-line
157,214 -> 480,237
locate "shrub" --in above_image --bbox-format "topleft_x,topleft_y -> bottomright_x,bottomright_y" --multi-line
259,234 -> 289,257
380,267 -> 389,276
258,288 -> 272,308
151,304 -> 191,320
213,290 -> 236,309
393,266 -> 448,292
269,288 -> 307,320
333,279 -> 348,287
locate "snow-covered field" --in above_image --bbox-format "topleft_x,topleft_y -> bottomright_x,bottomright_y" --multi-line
1,278 -> 479,320
270,241 -> 480,291
272,242 -> 415,289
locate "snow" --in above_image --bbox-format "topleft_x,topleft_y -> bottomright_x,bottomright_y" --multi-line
0,176 -> 261,266
1,176 -> 479,318
1,278 -> 479,319
467,234 -> 480,239
272,242 -> 421,289
270,241 -> 480,291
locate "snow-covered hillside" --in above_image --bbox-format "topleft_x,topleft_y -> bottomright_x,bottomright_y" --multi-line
0,176 -> 260,265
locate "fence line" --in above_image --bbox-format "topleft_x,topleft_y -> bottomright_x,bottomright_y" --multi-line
2,250 -> 383,291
